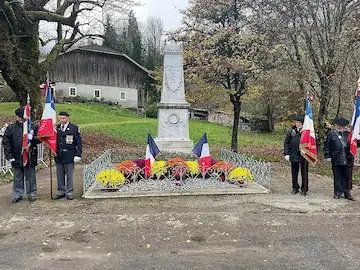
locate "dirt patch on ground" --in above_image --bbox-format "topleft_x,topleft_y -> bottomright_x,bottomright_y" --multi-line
80,132 -> 142,163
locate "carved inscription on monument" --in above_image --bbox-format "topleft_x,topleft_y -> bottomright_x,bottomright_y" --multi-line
158,112 -> 186,138
165,62 -> 183,93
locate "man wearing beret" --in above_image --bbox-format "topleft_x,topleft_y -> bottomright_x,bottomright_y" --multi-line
284,116 -> 309,195
53,111 -> 82,200
324,117 -> 355,200
3,108 -> 40,203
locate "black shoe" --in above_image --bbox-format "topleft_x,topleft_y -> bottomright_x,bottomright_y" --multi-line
28,197 -> 36,201
291,189 -> 299,194
53,194 -> 65,200
333,195 -> 340,199
66,195 -> 74,200
11,197 -> 22,204
301,191 -> 307,196
345,194 -> 356,201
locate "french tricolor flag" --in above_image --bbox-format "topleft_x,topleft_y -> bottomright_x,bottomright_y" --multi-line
349,94 -> 360,157
192,133 -> 211,173
22,103 -> 31,166
38,82 -> 57,155
145,133 -> 160,177
299,97 -> 318,165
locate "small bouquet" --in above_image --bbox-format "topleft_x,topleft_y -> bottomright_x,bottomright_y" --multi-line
212,161 -> 235,173
167,158 -> 188,179
228,167 -> 253,186
212,161 -> 236,182
151,161 -> 168,179
116,160 -> 138,174
96,169 -> 126,188
186,161 -> 200,176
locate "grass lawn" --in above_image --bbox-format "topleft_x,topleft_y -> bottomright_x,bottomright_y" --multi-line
0,102 -> 284,148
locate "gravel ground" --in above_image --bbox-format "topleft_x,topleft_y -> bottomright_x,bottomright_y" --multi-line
1,162 -> 360,269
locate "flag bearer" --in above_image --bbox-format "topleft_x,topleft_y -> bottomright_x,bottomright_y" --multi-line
3,108 -> 39,203
324,117 -> 355,200
53,111 -> 82,200
284,116 -> 309,195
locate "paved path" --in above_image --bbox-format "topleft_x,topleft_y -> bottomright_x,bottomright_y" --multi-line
1,163 -> 360,270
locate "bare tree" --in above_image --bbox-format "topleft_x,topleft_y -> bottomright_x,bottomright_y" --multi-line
252,0 -> 360,143
0,0 -> 138,118
144,15 -> 164,69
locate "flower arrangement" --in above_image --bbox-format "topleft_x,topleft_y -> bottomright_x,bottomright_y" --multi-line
167,157 -> 188,179
212,161 -> 235,173
211,158 -> 218,166
151,161 -> 168,179
116,160 -> 138,174
96,169 -> 126,188
186,161 -> 199,176
167,157 -> 188,168
228,167 -> 253,185
133,159 -> 145,169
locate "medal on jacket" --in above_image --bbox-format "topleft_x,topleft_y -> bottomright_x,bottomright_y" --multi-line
66,135 -> 74,144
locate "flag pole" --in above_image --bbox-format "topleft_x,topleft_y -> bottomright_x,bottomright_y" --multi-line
27,93 -> 32,205
302,95 -> 309,196
49,149 -> 53,199
349,78 -> 360,198
46,71 -> 54,200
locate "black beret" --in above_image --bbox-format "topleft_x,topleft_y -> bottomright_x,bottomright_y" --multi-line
15,107 -> 24,117
333,117 -> 349,126
59,111 -> 70,116
293,115 -> 304,123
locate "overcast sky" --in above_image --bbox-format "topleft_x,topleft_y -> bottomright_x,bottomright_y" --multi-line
134,0 -> 189,31
39,0 -> 189,53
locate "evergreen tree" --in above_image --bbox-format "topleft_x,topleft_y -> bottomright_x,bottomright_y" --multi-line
102,15 -> 120,51
127,10 -> 143,63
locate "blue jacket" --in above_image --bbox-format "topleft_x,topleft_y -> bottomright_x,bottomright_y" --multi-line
284,126 -> 305,163
2,121 -> 40,168
55,123 -> 82,164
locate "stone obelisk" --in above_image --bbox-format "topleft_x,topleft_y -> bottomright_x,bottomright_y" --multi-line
155,42 -> 193,153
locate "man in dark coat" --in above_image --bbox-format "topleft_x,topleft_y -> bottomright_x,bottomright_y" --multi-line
53,111 -> 82,200
324,117 -> 355,200
3,108 -> 40,203
284,116 -> 308,195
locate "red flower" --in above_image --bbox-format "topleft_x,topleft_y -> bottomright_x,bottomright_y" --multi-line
116,160 -> 138,174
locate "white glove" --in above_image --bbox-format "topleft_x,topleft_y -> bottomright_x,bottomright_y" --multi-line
8,158 -> 15,162
284,155 -> 290,161
326,158 -> 331,162
28,133 -> 33,140
73,156 -> 81,163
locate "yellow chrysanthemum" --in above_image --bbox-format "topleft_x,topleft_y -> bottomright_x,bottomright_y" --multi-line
151,161 -> 168,178
228,167 -> 253,183
96,169 -> 126,188
186,161 -> 199,175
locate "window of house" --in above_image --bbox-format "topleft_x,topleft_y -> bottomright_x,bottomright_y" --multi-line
120,91 -> 126,101
69,87 -> 77,97
94,89 -> 101,99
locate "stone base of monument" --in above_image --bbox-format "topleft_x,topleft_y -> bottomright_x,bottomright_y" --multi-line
154,138 -> 194,154
83,181 -> 269,199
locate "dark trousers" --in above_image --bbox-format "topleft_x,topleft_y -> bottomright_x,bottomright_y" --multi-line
332,165 -> 350,197
291,162 -> 308,191
56,163 -> 74,196
13,167 -> 36,200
